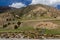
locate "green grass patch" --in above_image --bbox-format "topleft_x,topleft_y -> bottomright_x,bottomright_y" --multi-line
0,26 -> 35,32
0,29 -> 21,33
45,29 -> 60,35
18,26 -> 35,31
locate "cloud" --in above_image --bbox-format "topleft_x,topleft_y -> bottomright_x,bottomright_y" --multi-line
9,0 -> 60,8
31,0 -> 60,5
9,2 -> 26,8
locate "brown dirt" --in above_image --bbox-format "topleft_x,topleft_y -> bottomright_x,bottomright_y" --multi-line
35,22 -> 58,29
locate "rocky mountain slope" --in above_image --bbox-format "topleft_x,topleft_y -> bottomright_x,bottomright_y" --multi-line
8,4 -> 60,19
0,4 -> 60,29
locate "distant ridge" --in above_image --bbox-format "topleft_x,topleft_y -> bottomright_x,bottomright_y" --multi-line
0,6 -> 16,13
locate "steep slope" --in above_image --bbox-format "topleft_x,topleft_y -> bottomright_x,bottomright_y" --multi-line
9,4 -> 60,19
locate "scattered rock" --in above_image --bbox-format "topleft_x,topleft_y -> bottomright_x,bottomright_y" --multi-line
35,22 -> 58,29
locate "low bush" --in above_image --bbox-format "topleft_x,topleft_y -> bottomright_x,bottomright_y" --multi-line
3,24 -> 7,28
14,25 -> 18,29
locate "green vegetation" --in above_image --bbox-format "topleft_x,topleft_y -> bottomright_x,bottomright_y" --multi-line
18,26 -> 35,31
17,21 -> 21,26
3,24 -> 7,28
45,29 -> 60,35
8,22 -> 11,25
14,25 -> 18,29
0,26 -> 60,35
0,26 -> 35,32
35,28 -> 60,35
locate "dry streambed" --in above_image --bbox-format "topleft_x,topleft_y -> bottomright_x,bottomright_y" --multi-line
0,32 -> 60,39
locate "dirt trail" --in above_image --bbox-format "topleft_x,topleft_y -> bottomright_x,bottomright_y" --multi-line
21,19 -> 60,22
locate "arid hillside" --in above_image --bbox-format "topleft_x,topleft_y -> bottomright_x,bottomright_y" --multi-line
0,4 -> 60,39
8,4 -> 60,19
0,4 -> 60,29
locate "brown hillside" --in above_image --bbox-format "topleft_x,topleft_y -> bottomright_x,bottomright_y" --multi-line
0,4 -> 60,29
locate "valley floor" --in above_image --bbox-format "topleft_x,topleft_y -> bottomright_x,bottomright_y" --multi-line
0,18 -> 60,39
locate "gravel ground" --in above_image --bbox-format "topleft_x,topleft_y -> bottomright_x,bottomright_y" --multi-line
0,38 -> 60,40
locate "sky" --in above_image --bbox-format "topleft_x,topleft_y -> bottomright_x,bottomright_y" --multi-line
0,0 -> 60,8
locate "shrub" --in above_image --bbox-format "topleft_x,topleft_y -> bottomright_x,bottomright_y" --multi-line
17,21 -> 21,26
3,24 -> 7,28
54,16 -> 56,18
8,22 -> 11,25
6,18 -> 11,21
14,25 -> 18,29
9,18 -> 11,21
6,19 -> 8,21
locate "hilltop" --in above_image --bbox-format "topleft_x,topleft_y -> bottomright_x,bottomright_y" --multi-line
8,4 -> 60,19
